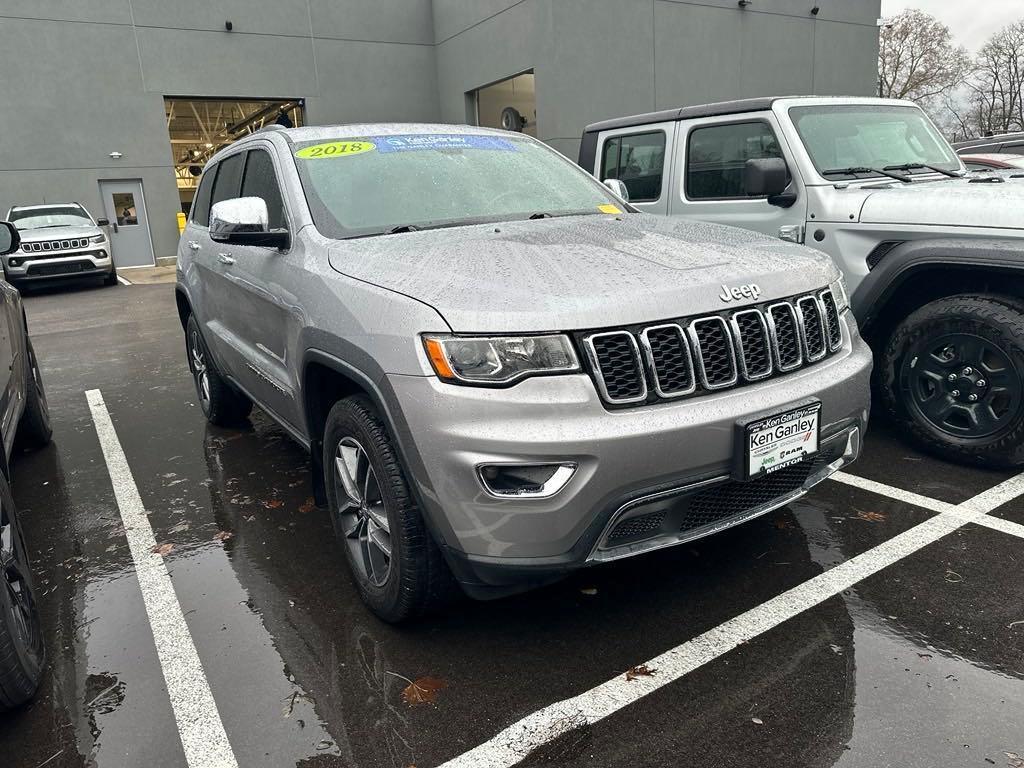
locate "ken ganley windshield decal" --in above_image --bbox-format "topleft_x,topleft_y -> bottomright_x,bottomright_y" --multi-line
295,134 -> 517,159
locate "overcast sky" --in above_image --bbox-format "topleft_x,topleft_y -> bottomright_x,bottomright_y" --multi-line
880,0 -> 1022,52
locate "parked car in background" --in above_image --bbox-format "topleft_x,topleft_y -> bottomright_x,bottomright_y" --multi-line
581,96 -> 1024,468
953,132 -> 1024,156
177,124 -> 871,622
0,220 -> 52,711
4,203 -> 116,288
959,154 -> 1024,172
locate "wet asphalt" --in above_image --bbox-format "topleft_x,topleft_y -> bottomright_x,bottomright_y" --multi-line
1,281 -> 1022,768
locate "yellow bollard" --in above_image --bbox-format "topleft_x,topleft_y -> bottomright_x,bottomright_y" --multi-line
177,211 -> 187,234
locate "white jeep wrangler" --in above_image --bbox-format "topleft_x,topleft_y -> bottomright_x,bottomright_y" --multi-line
581,96 -> 1024,468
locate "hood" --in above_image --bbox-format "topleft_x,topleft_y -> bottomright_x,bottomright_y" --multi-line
17,224 -> 103,242
857,175 -> 1024,229
327,214 -> 836,332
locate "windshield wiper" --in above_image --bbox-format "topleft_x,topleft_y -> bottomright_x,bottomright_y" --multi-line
528,212 -> 553,219
822,166 -> 912,183
883,162 -> 963,179
385,224 -> 421,234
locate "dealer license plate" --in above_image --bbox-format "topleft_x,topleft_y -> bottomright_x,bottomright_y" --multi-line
744,403 -> 821,480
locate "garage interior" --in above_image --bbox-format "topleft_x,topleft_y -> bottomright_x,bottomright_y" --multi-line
164,98 -> 304,212
475,72 -> 536,137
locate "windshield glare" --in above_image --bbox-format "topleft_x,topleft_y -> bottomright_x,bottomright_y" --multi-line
789,105 -> 961,179
292,134 -> 623,238
10,206 -> 93,230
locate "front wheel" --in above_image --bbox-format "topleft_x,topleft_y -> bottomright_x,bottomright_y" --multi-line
881,295 -> 1024,467
323,395 -> 456,622
0,472 -> 44,711
103,267 -> 118,287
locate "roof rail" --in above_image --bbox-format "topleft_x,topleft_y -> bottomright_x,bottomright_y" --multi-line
256,124 -> 290,134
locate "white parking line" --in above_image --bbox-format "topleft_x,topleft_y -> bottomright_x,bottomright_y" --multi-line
117,274 -> 132,286
438,471 -> 1024,768
86,389 -> 238,768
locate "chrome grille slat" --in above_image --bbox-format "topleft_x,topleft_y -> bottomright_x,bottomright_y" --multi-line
23,238 -> 89,253
584,290 -> 843,407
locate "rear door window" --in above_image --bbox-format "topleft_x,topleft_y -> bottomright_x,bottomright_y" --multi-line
191,164 -> 217,227
599,131 -> 665,202
686,122 -> 783,199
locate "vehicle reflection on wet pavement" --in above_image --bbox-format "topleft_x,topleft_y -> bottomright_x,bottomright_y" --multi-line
2,284 -> 1022,768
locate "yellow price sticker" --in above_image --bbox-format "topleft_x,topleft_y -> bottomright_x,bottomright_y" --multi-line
598,204 -> 622,214
295,141 -> 376,159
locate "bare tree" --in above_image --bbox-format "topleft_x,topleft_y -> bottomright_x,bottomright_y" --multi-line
878,10 -> 971,104
964,21 -> 1024,135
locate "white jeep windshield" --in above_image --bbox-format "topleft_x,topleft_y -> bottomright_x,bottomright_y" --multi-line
10,205 -> 93,230
789,104 -> 961,180
291,133 -> 624,239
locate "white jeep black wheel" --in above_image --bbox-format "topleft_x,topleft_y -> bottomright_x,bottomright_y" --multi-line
323,395 -> 456,622
881,295 -> 1024,467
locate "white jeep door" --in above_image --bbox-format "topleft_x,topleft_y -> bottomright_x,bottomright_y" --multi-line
592,122 -> 677,215
669,113 -> 807,243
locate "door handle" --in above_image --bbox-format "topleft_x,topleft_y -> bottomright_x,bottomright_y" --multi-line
217,253 -> 235,265
188,240 -> 201,251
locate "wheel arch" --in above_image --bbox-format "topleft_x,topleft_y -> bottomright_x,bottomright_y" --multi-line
174,287 -> 192,332
854,239 -> 1024,345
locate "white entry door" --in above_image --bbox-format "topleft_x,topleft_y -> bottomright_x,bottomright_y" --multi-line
99,179 -> 156,267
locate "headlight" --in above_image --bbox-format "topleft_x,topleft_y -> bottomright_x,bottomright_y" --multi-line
89,234 -> 106,244
829,276 -> 849,313
423,334 -> 580,385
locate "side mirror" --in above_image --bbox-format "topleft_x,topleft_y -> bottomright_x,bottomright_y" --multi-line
603,178 -> 630,202
96,217 -> 110,227
0,222 -> 21,256
744,158 -> 797,207
209,197 -> 290,249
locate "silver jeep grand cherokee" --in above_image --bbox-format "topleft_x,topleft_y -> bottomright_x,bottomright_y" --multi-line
176,124 -> 871,621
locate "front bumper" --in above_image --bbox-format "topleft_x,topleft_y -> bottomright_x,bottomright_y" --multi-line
5,249 -> 113,282
387,322 -> 872,591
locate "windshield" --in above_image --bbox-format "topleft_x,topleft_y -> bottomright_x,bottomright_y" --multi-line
9,205 -> 93,230
789,104 -> 961,180
291,133 -> 624,238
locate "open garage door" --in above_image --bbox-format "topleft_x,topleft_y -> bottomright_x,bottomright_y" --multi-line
164,97 -> 304,212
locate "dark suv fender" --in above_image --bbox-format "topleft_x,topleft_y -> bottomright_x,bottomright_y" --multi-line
852,238 -> 1024,338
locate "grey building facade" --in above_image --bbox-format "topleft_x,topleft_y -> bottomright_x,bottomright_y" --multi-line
0,0 -> 881,266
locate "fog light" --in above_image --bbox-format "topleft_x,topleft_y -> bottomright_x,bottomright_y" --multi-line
8,258 -> 20,267
98,250 -> 108,259
477,463 -> 576,498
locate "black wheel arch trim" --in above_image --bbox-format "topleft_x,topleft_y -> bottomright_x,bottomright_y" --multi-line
853,237 -> 1024,333
299,348 -> 462,563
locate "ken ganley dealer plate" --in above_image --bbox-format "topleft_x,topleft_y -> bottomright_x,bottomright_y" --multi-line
744,402 -> 821,480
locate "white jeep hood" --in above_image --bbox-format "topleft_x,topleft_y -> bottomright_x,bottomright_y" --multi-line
857,176 -> 1024,230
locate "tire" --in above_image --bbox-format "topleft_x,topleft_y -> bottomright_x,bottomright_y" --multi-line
15,337 -> 52,450
185,314 -> 252,426
103,267 -> 118,287
880,294 -> 1024,467
323,395 -> 457,622
0,471 -> 44,711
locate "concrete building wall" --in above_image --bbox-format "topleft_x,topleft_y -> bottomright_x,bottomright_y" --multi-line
0,1 -> 438,262
435,0 -> 882,160
0,0 -> 879,263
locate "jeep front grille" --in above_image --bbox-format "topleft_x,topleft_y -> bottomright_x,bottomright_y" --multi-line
22,238 -> 90,253
582,290 -> 843,407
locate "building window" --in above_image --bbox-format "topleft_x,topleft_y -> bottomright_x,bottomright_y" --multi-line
600,131 -> 666,203
687,122 -> 784,199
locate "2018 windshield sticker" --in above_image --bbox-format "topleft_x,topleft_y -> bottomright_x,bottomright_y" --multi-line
295,141 -> 376,159
374,135 -> 517,153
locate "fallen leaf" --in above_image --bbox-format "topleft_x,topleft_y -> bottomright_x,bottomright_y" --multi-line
151,543 -> 174,556
298,497 -> 316,514
855,510 -> 886,522
401,676 -> 447,706
264,499 -> 284,509
580,587 -> 598,596
945,569 -> 964,583
1006,753 -> 1024,768
773,518 -> 792,529
625,664 -> 656,682
213,530 -> 234,542
917,653 -> 933,660
751,717 -> 764,725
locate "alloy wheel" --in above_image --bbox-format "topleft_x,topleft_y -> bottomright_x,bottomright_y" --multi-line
904,332 -> 1022,439
334,437 -> 392,587
0,500 -> 38,653
189,329 -> 211,409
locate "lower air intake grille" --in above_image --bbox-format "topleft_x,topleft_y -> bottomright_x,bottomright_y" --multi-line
607,511 -> 667,544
